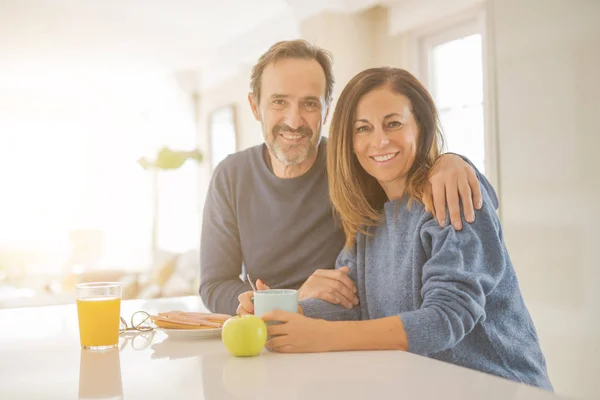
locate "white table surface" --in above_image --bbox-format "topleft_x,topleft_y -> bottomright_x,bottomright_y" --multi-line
0,296 -> 565,400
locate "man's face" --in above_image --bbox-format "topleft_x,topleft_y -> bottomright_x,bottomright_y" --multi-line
249,58 -> 328,166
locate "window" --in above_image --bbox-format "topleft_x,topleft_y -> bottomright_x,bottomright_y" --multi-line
417,10 -> 497,188
208,105 -> 238,171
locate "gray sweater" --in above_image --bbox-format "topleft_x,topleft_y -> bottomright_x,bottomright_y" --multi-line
199,139 -> 345,315
301,185 -> 553,391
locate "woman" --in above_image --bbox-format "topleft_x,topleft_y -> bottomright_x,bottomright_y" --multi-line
237,67 -> 552,391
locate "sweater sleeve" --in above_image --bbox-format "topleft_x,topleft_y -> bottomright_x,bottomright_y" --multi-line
399,185 -> 506,355
199,160 -> 250,315
300,246 -> 361,321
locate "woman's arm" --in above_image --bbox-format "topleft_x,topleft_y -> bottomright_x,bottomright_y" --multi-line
327,317 -> 408,351
332,185 -> 505,354
400,185 -> 506,355
265,243 -> 403,354
299,298 -> 360,321
262,311 -> 406,353
264,186 -> 506,354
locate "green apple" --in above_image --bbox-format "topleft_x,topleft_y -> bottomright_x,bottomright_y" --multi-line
221,315 -> 267,357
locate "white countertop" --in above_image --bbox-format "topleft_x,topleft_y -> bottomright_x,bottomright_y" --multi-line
0,296 -> 564,400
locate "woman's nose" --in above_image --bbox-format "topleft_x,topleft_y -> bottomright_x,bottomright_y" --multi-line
372,128 -> 389,149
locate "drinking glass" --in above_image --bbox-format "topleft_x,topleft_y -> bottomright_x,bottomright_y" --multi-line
76,282 -> 122,350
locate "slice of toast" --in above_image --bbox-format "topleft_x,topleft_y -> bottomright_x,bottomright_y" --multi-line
152,319 -> 217,330
150,311 -> 231,330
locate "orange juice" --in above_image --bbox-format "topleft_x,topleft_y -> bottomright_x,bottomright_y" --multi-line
76,297 -> 121,348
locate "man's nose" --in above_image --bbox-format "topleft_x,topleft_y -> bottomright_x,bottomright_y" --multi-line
283,104 -> 303,130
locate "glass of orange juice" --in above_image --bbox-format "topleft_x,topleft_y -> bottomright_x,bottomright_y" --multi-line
76,282 -> 121,350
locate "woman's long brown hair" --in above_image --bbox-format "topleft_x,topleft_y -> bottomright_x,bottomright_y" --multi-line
327,67 -> 445,249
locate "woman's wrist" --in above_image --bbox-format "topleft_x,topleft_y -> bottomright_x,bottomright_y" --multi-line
324,317 -> 409,352
320,320 -> 340,352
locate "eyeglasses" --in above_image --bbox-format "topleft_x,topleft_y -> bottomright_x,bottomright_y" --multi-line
118,311 -> 155,352
119,310 -> 154,334
118,328 -> 155,351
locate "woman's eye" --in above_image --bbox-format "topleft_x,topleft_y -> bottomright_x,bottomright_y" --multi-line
388,121 -> 403,128
355,126 -> 369,133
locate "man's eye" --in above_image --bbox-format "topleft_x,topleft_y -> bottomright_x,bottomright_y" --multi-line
305,101 -> 319,109
273,100 -> 285,106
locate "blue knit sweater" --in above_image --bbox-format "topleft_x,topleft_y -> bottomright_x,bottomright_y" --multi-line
300,184 -> 552,391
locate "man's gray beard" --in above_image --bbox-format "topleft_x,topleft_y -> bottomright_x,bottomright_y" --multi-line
266,136 -> 321,166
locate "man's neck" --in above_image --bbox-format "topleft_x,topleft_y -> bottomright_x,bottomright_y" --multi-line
263,146 -> 319,179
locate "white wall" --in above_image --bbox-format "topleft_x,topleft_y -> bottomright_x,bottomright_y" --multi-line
490,0 -> 600,398
195,70 -> 258,239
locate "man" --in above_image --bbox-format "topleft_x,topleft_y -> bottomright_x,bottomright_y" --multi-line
200,40 -> 488,315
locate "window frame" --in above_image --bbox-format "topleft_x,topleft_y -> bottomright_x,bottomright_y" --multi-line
410,5 -> 500,196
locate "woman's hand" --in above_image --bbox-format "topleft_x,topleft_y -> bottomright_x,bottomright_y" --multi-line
236,279 -> 270,315
262,310 -> 333,353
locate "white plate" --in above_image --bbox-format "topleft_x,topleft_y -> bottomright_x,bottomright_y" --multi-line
157,327 -> 222,340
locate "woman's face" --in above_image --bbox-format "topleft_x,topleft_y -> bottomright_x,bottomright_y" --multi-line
352,87 -> 419,198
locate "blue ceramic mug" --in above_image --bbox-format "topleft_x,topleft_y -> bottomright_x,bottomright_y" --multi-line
253,289 -> 298,320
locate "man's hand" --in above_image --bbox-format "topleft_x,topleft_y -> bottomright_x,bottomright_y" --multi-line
423,154 -> 483,230
236,279 -> 269,315
298,267 -> 358,309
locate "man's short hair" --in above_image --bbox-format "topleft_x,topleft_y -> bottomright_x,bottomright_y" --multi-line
250,39 -> 335,105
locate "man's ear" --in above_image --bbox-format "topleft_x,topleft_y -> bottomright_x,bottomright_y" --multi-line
248,93 -> 261,121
